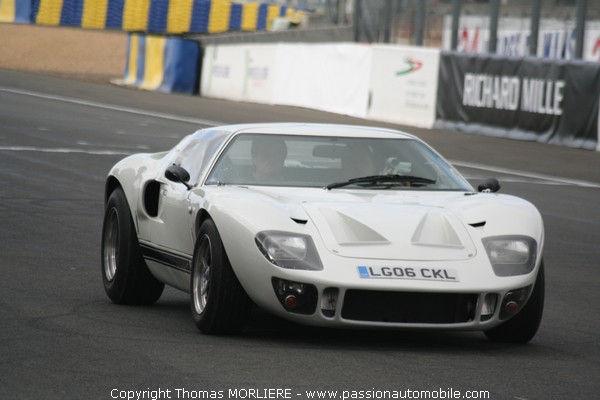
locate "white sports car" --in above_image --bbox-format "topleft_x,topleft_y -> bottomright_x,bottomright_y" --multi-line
101,123 -> 544,342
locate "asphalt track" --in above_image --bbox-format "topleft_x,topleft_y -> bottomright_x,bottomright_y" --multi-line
0,70 -> 599,400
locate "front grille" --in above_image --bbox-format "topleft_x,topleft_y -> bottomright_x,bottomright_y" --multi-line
341,290 -> 478,324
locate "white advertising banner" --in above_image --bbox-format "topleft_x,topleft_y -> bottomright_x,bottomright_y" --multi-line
242,44 -> 278,104
201,43 -> 372,118
199,43 -> 441,127
368,45 -> 441,128
273,43 -> 372,118
201,44 -> 247,101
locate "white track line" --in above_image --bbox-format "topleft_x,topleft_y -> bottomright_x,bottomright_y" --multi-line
0,86 -> 220,127
451,160 -> 600,188
0,145 -> 131,155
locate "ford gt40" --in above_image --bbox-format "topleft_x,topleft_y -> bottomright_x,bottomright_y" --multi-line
101,123 -> 545,342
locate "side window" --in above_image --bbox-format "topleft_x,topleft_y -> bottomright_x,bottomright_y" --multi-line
170,130 -> 230,185
205,136 -> 255,185
179,141 -> 206,178
169,135 -> 195,167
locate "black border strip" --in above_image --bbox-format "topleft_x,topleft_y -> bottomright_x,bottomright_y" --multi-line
139,243 -> 192,273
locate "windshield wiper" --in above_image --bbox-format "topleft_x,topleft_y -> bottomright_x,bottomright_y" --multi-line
325,174 -> 436,190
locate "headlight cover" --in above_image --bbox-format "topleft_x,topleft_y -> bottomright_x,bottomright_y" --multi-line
482,235 -> 537,276
255,231 -> 323,270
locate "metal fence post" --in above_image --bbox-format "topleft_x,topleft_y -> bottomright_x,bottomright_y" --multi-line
575,0 -> 588,59
530,0 -> 542,56
451,0 -> 462,51
415,0 -> 425,46
383,0 -> 392,43
488,0 -> 500,53
353,0 -> 362,42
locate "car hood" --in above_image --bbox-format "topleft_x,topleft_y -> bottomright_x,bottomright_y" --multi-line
235,187 -> 480,261
302,197 -> 477,262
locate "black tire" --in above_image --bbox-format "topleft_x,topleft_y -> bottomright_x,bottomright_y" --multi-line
190,218 -> 252,334
484,261 -> 545,343
101,187 -> 164,305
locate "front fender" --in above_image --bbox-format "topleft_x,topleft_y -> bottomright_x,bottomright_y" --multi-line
105,152 -> 167,232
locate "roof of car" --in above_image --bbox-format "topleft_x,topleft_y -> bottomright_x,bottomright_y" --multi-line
208,123 -> 418,140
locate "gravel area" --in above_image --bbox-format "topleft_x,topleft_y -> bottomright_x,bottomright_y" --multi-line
0,23 -> 127,82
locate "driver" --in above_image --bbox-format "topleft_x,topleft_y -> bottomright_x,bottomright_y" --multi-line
251,137 -> 288,182
341,142 -> 376,180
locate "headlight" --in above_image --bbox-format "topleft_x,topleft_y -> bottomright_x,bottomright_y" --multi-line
255,231 -> 323,270
482,236 -> 537,276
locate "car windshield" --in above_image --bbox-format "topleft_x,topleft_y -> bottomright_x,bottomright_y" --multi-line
205,134 -> 472,191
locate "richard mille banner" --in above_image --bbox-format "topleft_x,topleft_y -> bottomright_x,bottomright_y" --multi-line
435,52 -> 600,150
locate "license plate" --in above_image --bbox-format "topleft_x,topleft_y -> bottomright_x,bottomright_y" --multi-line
357,265 -> 459,282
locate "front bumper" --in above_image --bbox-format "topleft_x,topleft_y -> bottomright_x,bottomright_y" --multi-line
226,232 -> 541,331
268,275 -> 535,330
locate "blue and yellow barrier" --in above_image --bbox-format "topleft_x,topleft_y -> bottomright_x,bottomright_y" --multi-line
19,1 -> 303,34
119,33 -> 200,94
8,1 -> 303,97
0,0 -> 33,23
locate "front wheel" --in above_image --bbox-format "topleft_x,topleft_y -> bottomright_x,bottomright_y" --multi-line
101,187 -> 164,305
484,261 -> 545,343
191,218 -> 252,334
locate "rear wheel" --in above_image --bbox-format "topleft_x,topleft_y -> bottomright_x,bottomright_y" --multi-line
101,187 -> 164,305
191,218 -> 252,334
484,261 -> 545,343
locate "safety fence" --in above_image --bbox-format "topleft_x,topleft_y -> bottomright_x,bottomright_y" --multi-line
0,0 -> 302,34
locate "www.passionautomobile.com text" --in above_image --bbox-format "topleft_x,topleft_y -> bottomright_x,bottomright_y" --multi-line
110,387 -> 491,400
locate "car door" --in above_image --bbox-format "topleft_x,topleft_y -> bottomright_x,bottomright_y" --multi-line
141,129 -> 232,257
147,175 -> 195,256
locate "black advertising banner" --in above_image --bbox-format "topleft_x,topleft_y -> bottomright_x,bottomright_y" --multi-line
435,52 -> 600,150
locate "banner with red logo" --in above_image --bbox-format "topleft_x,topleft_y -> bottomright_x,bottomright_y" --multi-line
368,46 -> 441,128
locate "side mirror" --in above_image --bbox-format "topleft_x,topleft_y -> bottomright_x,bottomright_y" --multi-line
477,177 -> 500,193
165,165 -> 192,190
